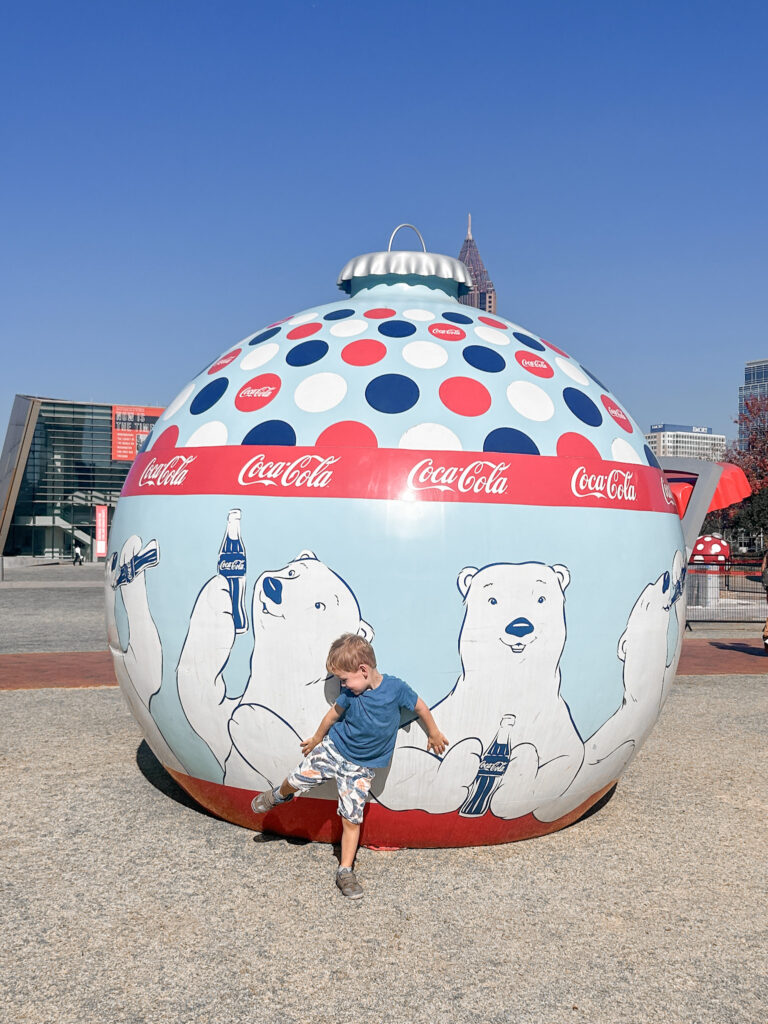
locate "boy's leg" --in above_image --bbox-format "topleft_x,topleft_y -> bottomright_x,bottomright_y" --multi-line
339,817 -> 361,869
251,739 -> 334,815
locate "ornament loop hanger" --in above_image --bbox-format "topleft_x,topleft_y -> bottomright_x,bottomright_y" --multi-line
387,224 -> 427,253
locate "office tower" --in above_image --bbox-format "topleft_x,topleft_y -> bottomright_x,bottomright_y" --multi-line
458,214 -> 497,313
738,359 -> 768,447
644,423 -> 726,461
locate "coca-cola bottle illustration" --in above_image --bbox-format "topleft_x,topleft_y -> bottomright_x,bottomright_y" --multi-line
218,509 -> 248,634
459,714 -> 516,818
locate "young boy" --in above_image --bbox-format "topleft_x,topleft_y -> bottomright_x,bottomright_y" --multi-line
251,633 -> 448,899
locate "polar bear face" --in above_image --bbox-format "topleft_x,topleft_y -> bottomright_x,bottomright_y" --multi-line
458,561 -> 570,663
252,550 -> 373,656
617,569 -> 674,708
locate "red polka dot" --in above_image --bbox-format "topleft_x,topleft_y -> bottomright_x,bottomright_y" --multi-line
208,348 -> 241,374
556,432 -> 602,460
439,377 -> 492,417
267,316 -> 293,327
341,339 -> 387,366
152,425 -> 179,450
364,308 -> 396,319
234,373 -> 281,412
479,316 -> 507,329
316,421 -> 378,447
286,322 -> 322,340
541,339 -> 569,357
601,395 -> 633,433
429,323 -> 466,342
515,351 -> 554,378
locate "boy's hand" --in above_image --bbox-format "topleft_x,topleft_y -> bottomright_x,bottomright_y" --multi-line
427,730 -> 449,756
300,734 -> 321,756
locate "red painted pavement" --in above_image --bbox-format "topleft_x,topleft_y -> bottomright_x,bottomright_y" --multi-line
676,637 -> 767,675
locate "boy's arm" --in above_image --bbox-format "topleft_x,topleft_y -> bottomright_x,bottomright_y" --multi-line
300,704 -> 343,756
413,697 -> 448,756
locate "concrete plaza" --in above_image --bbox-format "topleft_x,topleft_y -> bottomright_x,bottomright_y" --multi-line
0,564 -> 765,1024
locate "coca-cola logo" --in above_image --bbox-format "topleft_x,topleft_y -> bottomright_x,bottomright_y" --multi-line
515,351 -> 554,378
208,348 -> 241,375
429,323 -> 466,341
406,457 -> 509,496
238,453 -> 339,489
601,395 -> 632,433
218,557 -> 245,572
570,466 -> 637,502
660,474 -> 675,507
138,455 -> 196,488
235,373 -> 282,412
477,758 -> 508,775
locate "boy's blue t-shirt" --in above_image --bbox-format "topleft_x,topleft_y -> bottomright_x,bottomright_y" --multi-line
329,674 -> 418,769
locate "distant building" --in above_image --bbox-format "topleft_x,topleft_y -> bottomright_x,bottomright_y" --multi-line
0,395 -> 161,560
644,423 -> 726,462
458,214 -> 497,313
738,358 -> 768,447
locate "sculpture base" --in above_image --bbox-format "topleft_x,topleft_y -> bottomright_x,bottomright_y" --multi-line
167,768 -> 616,848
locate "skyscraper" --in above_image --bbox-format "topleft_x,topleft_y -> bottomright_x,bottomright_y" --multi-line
458,214 -> 497,313
738,358 -> 768,447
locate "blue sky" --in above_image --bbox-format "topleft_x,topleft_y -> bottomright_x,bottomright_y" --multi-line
1,0 -> 766,442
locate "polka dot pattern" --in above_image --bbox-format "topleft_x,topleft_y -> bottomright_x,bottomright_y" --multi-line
506,381 -> 554,422
474,325 -> 509,346
286,322 -> 322,341
556,432 -> 602,459
286,340 -> 328,367
342,339 -> 387,366
378,320 -> 417,339
513,332 -> 546,352
208,349 -> 241,375
187,420 -> 228,446
484,428 -> 540,456
563,388 -> 602,427
399,423 -> 463,451
463,345 -> 505,373
402,340 -> 448,370
479,317 -> 507,329
515,351 -> 554,378
316,421 -> 378,447
324,309 -> 354,321
249,327 -> 280,346
611,438 -> 644,465
294,373 -> 347,413
601,395 -> 633,433
364,307 -> 396,319
241,343 -> 279,370
242,420 -> 296,446
190,378 -> 228,415
403,308 -> 434,322
555,358 -> 589,385
442,311 -> 473,325
235,374 -> 281,412
439,377 -> 491,417
429,323 -> 466,342
329,319 -> 367,338
366,374 -> 420,414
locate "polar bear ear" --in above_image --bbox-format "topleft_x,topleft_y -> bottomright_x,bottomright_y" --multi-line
357,620 -> 375,643
295,550 -> 317,561
457,567 -> 479,598
552,564 -> 570,592
617,629 -> 628,663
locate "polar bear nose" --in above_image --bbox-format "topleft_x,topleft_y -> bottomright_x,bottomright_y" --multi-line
506,617 -> 534,637
662,571 -> 670,593
263,576 -> 283,605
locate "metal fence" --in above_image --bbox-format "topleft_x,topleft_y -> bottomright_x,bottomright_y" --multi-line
685,562 -> 767,621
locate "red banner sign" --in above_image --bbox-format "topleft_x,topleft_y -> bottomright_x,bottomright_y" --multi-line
122,445 -> 678,514
111,406 -> 164,461
95,505 -> 108,558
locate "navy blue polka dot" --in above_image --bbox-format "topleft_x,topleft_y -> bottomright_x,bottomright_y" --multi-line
463,345 -> 506,373
249,327 -> 281,346
365,374 -> 419,414
644,445 -> 661,469
241,420 -> 296,446
563,387 -> 603,427
483,428 -> 540,455
583,366 -> 608,390
442,311 -> 473,325
378,320 -> 417,339
286,340 -> 328,367
513,332 -> 546,352
324,308 -> 355,321
190,378 -> 228,415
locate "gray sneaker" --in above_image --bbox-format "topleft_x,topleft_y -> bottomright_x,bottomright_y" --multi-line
336,868 -> 364,900
251,788 -> 292,814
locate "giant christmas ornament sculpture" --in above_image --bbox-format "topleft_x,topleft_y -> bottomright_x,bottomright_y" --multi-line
106,226 -> 688,847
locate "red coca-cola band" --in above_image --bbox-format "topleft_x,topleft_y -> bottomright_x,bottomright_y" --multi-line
122,446 -> 678,513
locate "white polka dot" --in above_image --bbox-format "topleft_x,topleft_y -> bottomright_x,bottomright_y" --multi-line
506,381 -> 555,421
402,340 -> 448,369
474,325 -> 510,346
610,438 -> 644,464
703,536 -> 713,542
329,319 -> 367,338
710,543 -> 722,553
555,357 -> 590,385
240,343 -> 279,370
185,421 -> 228,447
717,555 -> 725,561
693,555 -> 703,562
288,311 -> 319,326
696,543 -> 704,551
399,423 -> 463,451
403,308 -> 435,322
161,383 -> 194,420
294,372 -> 347,413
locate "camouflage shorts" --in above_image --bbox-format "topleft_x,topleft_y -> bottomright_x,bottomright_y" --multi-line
287,736 -> 375,824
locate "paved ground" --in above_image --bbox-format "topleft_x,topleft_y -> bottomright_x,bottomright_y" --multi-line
0,563 -> 105,654
0,565 -> 766,1023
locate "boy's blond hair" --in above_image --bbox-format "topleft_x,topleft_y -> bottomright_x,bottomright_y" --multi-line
326,633 -> 377,675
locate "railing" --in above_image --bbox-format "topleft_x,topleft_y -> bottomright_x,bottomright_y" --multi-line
685,562 -> 766,621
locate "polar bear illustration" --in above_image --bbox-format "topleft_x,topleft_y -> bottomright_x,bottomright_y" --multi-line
177,550 -> 373,788
535,552 -> 685,823
375,561 -> 584,818
105,536 -> 186,773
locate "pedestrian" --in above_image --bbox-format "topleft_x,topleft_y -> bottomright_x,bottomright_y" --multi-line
73,544 -> 83,566
250,632 -> 448,899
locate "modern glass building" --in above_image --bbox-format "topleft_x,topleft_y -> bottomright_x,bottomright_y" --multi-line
738,358 -> 768,447
0,395 -> 160,560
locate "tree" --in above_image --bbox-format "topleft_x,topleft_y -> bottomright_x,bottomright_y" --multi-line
704,396 -> 768,546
